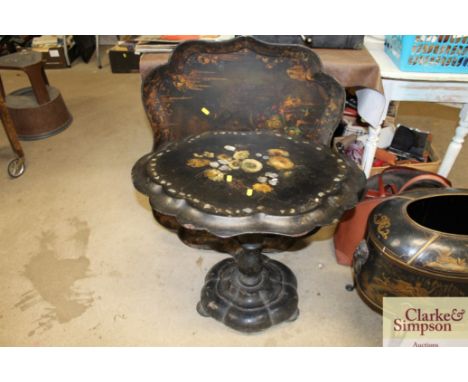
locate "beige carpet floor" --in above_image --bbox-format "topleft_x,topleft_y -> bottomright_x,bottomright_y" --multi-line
0,53 -> 466,346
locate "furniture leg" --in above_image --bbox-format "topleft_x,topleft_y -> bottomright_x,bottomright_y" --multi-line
61,36 -> 71,67
0,99 -> 26,177
24,64 -> 50,105
362,125 -> 380,177
438,104 -> 468,177
96,35 -> 102,69
41,67 -> 49,86
361,97 -> 390,177
0,75 -> 5,99
197,234 -> 299,332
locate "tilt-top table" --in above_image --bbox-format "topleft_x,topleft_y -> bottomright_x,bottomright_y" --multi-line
133,130 -> 364,332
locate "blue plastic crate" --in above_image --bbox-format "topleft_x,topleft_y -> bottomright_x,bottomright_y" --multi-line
384,35 -> 468,74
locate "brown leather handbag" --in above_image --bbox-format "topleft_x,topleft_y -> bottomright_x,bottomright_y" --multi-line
333,167 -> 451,266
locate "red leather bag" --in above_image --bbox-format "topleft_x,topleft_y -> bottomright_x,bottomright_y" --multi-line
333,167 -> 451,266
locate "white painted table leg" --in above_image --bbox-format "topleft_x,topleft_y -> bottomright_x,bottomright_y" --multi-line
438,104 -> 468,177
362,125 -> 381,177
361,97 -> 390,177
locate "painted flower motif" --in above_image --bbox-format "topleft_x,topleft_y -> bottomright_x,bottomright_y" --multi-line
286,126 -> 302,137
171,70 -> 206,91
282,96 -> 302,109
286,65 -> 313,81
187,158 -> 210,168
228,159 -> 241,170
267,148 -> 289,157
265,115 -> 283,129
187,144 -> 295,194
233,150 -> 250,160
204,169 -> 224,182
256,55 -> 280,69
253,183 -> 273,193
268,156 -> 295,170
241,159 -> 263,173
197,55 -> 220,65
203,151 -> 215,158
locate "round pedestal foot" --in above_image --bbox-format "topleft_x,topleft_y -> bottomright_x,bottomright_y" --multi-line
198,256 -> 298,333
196,301 -> 210,317
287,308 -> 300,322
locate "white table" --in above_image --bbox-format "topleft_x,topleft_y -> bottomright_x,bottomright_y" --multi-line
362,37 -> 468,177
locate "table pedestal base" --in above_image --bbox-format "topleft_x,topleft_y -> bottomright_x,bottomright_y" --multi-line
197,239 -> 298,333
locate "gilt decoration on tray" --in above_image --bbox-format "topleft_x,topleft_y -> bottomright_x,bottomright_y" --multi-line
142,36 -> 344,148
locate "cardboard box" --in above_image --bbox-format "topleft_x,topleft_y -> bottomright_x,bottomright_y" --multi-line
333,136 -> 441,176
32,45 -> 77,69
109,48 -> 140,73
369,144 -> 440,176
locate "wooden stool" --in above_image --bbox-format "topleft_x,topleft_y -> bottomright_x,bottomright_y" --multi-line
0,50 -> 72,140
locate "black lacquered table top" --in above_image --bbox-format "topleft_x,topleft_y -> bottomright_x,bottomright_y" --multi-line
148,130 -> 350,216
133,131 -> 365,237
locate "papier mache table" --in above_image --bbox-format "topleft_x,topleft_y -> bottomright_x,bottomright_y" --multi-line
132,130 -> 365,332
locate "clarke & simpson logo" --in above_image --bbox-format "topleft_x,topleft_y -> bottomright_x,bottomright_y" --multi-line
393,307 -> 465,336
383,298 -> 468,347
